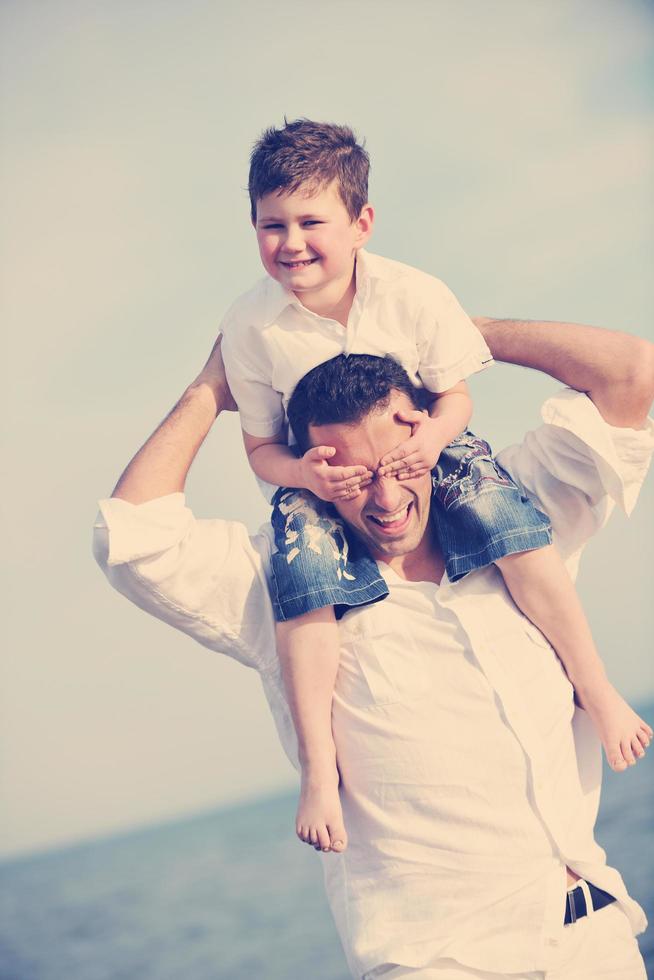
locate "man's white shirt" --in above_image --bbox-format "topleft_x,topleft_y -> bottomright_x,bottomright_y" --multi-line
94,389 -> 653,979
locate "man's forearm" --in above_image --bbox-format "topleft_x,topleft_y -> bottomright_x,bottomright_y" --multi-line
112,336 -> 236,504
474,317 -> 654,427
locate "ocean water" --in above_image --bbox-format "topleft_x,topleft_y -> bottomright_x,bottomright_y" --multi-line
1,736 -> 652,980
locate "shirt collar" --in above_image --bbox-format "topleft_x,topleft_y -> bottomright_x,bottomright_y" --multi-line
259,249 -> 395,326
356,248 -> 403,284
260,277 -> 298,326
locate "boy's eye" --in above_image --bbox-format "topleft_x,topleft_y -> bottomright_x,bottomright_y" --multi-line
303,220 -> 322,226
261,223 -> 283,230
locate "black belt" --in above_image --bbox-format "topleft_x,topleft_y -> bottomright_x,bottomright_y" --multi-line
564,881 -> 616,925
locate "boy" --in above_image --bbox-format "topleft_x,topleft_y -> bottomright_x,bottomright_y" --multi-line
220,119 -> 651,854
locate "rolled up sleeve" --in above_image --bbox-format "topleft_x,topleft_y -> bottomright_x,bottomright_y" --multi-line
220,321 -> 285,438
416,280 -> 494,393
92,493 -> 277,672
496,388 -> 654,564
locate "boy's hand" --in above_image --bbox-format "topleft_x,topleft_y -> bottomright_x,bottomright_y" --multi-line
378,410 -> 449,480
300,446 -> 373,502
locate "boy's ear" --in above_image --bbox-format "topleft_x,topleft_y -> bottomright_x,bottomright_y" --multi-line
354,203 -> 374,247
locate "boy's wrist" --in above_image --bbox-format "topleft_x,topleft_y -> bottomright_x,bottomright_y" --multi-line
292,452 -> 311,491
424,415 -> 456,451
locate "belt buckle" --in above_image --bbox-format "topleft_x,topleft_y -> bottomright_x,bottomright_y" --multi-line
567,888 -> 578,924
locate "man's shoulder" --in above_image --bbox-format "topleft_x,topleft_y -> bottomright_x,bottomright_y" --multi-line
493,389 -> 654,562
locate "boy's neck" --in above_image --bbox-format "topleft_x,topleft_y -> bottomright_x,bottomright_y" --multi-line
293,260 -> 357,327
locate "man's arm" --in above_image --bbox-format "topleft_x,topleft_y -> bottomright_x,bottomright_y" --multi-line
474,317 -> 654,428
95,335 -> 276,673
112,335 -> 237,505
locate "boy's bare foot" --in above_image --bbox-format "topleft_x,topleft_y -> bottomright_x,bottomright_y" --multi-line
575,675 -> 652,771
296,767 -> 348,853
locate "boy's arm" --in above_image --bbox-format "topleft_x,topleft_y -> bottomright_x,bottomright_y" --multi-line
242,430 -> 304,487
427,381 -> 473,442
473,317 -> 654,429
243,431 -> 373,502
379,380 -> 473,479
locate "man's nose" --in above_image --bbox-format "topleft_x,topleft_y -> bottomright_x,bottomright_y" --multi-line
371,474 -> 403,511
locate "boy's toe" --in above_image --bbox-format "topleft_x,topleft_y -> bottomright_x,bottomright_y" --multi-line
607,740 -> 626,771
620,739 -> 636,766
327,823 -> 348,852
298,824 -> 313,846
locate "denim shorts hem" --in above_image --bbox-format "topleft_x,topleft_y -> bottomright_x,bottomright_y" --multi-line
445,525 -> 553,582
272,577 -> 389,623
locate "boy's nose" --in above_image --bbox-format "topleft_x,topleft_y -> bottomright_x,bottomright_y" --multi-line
283,225 -> 305,252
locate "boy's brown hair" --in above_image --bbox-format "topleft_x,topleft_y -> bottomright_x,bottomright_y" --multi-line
248,118 -> 370,223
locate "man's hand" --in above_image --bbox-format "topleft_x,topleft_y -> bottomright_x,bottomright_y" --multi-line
111,333 -> 237,504
378,410 -> 449,480
299,446 -> 373,501
192,333 -> 238,415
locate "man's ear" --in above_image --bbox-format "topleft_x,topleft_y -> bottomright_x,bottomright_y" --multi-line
354,204 -> 374,248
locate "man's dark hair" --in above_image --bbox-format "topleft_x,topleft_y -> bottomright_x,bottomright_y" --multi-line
248,118 -> 370,222
288,354 -> 423,453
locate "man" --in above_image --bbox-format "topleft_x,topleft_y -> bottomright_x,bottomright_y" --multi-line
94,317 -> 654,979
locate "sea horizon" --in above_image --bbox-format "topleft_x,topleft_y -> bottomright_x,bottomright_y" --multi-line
2,704 -> 652,979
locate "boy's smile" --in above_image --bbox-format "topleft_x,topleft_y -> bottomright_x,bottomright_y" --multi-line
254,180 -> 373,318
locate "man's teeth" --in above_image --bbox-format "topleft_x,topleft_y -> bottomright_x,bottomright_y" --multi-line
373,507 -> 409,524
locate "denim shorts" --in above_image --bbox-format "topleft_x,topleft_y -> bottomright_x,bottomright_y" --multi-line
269,429 -> 552,622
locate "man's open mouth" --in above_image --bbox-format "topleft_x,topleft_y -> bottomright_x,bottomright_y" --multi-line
367,502 -> 412,533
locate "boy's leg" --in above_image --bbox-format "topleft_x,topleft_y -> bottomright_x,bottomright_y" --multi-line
496,547 -> 652,770
271,488 -> 388,851
270,487 -> 388,620
433,433 -> 652,771
276,609 -> 347,853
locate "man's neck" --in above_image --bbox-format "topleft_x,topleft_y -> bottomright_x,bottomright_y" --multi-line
374,526 -> 444,585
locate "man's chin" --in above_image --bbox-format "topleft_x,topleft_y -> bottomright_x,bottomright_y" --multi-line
364,520 -> 424,559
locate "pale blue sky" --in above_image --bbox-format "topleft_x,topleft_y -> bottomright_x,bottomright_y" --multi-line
2,0 -> 653,858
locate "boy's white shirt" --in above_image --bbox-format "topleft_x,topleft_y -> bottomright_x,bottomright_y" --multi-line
219,249 -> 494,438
94,390 -> 654,978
